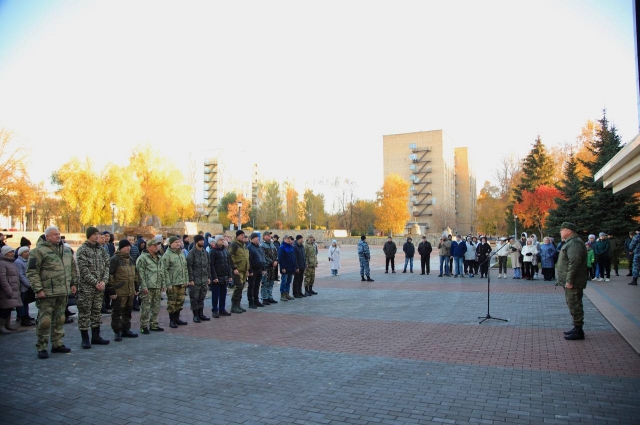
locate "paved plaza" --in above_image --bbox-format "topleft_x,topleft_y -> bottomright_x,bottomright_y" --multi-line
1,245 -> 639,425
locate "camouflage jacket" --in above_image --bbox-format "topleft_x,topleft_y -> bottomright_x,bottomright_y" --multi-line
76,240 -> 110,289
160,248 -> 189,287
304,241 -> 318,268
107,251 -> 140,296
136,251 -> 162,290
556,235 -> 588,289
357,240 -> 370,260
629,234 -> 640,256
229,238 -> 249,273
260,240 -> 278,281
27,239 -> 78,297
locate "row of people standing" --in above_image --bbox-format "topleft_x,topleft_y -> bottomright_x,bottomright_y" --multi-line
436,235 -> 492,278
381,236 -> 433,274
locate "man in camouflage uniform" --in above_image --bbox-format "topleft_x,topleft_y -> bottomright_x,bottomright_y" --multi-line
556,222 -> 588,340
107,239 -> 140,341
75,226 -> 111,349
186,234 -> 211,322
357,235 -> 374,282
260,231 -> 278,304
137,239 -> 165,333
161,236 -> 189,328
27,226 -> 78,359
229,230 -> 250,313
627,226 -> 640,285
304,235 -> 318,296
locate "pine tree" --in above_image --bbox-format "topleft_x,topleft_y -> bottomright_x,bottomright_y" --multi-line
546,155 -> 586,238
579,111 -> 640,237
513,136 -> 556,204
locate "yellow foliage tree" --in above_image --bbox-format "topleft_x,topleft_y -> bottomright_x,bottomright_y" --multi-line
52,157 -> 101,227
227,194 -> 251,228
374,174 -> 410,236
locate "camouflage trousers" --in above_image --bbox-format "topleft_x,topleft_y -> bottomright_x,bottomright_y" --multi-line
77,285 -> 103,331
35,296 -> 67,351
111,294 -> 133,332
304,266 -> 316,288
564,287 -> 584,326
261,275 -> 274,301
359,257 -> 370,276
231,272 -> 247,304
139,288 -> 162,329
188,284 -> 207,311
166,285 -> 186,314
633,254 -> 640,278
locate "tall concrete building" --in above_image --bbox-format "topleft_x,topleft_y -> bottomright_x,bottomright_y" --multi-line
383,130 -> 476,235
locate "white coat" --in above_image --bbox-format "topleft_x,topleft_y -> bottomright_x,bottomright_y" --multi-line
329,245 -> 341,271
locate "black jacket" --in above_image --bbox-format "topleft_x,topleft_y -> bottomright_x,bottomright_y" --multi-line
209,245 -> 232,281
403,242 -> 415,258
294,242 -> 306,270
248,242 -> 266,271
383,241 -> 397,258
418,241 -> 432,257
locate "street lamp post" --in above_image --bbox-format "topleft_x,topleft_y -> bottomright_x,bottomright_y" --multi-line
514,215 -> 518,239
237,202 -> 242,231
110,202 -> 116,234
6,206 -> 10,229
20,206 -> 26,231
30,207 -> 34,231
308,213 -> 311,230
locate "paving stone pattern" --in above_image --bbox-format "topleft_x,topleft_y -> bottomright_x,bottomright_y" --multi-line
0,246 -> 638,424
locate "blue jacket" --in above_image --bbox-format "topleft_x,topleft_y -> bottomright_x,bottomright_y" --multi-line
277,241 -> 296,273
540,243 -> 556,269
451,240 -> 467,257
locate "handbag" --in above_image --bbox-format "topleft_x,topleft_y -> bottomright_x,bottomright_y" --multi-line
24,287 -> 36,304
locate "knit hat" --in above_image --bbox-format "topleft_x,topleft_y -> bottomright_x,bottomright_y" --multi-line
193,234 -> 205,244
236,230 -> 245,237
118,239 -> 131,250
18,246 -> 29,256
214,235 -> 225,243
296,235 -> 303,241
250,232 -> 260,240
20,236 -> 31,247
1,245 -> 15,256
167,236 -> 179,246
208,237 -> 216,245
599,232 -> 607,238
86,226 -> 100,239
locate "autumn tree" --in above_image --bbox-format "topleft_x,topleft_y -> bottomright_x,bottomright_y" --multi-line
302,189 -> 326,229
351,200 -> 377,236
475,181 -> 506,236
546,155 -> 586,238
218,192 -> 237,229
513,185 -> 563,239
100,163 -> 143,226
51,157 -> 101,230
257,180 -> 283,227
374,174 -> 410,236
227,194 -> 251,228
283,182 -> 299,227
0,130 -> 37,223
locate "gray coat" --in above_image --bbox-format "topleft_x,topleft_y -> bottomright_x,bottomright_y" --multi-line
187,247 -> 211,286
0,257 -> 23,309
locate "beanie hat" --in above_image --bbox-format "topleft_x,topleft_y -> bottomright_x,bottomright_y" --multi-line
214,235 -> 225,243
236,230 -> 245,237
86,226 -> 100,239
167,236 -> 179,246
1,245 -> 15,256
193,234 -> 205,244
208,237 -> 216,244
18,246 -> 29,256
118,239 -> 131,250
599,232 -> 607,238
296,235 -> 303,241
20,237 -> 31,247
250,232 -> 260,240
361,235 -> 366,240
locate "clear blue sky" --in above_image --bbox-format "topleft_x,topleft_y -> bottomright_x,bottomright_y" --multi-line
0,0 -> 637,204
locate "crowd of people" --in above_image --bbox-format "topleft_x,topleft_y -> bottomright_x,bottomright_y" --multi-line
0,227 -> 330,359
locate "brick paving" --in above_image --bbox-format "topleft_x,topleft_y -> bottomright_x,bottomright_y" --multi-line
0,245 -> 639,424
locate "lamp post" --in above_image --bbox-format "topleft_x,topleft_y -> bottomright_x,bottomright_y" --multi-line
30,207 -> 34,231
6,206 -> 10,229
308,213 -> 311,230
514,214 -> 518,239
237,201 -> 242,231
110,202 -> 116,233
20,206 -> 26,231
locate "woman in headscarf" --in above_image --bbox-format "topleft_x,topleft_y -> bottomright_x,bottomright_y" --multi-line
328,240 -> 341,276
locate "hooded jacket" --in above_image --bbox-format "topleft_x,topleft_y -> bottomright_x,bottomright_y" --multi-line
0,256 -> 22,309
136,251 -> 162,290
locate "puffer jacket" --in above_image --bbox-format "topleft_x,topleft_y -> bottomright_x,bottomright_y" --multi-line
187,247 -> 211,285
464,241 -> 477,261
209,245 -> 232,281
403,241 -> 415,258
0,257 -> 22,309
248,242 -> 266,271
15,256 -> 30,293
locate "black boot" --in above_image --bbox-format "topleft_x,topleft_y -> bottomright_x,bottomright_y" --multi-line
122,329 -> 138,338
309,285 -> 318,295
564,325 -> 585,340
169,312 -> 178,328
305,287 -> 312,296
114,332 -> 123,342
267,298 -> 278,304
629,277 -> 638,285
81,330 -> 91,349
193,311 -> 201,323
248,300 -> 257,309
366,276 -> 374,282
254,300 -> 265,307
563,326 -> 576,335
361,275 -> 366,281
91,327 -> 110,345
198,308 -> 210,320
175,310 -> 188,325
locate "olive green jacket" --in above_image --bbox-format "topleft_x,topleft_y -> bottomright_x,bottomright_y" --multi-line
136,251 -> 163,290
304,241 -> 318,268
27,239 -> 78,297
107,251 -> 140,296
160,248 -> 189,287
556,235 -> 588,289
229,238 -> 249,274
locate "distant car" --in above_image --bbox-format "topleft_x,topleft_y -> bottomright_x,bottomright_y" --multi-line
8,228 -> 18,232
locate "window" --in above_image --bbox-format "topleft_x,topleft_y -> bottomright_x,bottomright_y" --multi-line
409,143 -> 417,149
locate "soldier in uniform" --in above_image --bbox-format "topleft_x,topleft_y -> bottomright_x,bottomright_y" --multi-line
556,222 -> 588,340
358,235 -> 374,282
161,236 -> 190,328
27,226 -> 78,359
107,239 -> 140,341
75,226 -> 111,349
304,235 -> 318,296
229,230 -> 250,313
137,239 -> 165,333
186,234 -> 211,322
627,227 -> 640,285
259,231 -> 278,305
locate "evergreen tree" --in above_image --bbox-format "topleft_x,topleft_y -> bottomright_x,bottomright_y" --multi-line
513,136 -> 556,204
579,111 -> 640,237
546,155 -> 586,238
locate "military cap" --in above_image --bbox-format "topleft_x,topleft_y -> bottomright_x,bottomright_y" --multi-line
560,222 -> 578,232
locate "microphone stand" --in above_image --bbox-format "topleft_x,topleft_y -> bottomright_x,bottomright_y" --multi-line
478,241 -> 509,324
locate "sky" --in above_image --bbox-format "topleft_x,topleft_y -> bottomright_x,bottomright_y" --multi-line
0,0 -> 637,208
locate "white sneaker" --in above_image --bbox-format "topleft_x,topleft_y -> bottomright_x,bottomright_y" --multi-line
598,278 -> 604,282
605,278 -> 610,282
